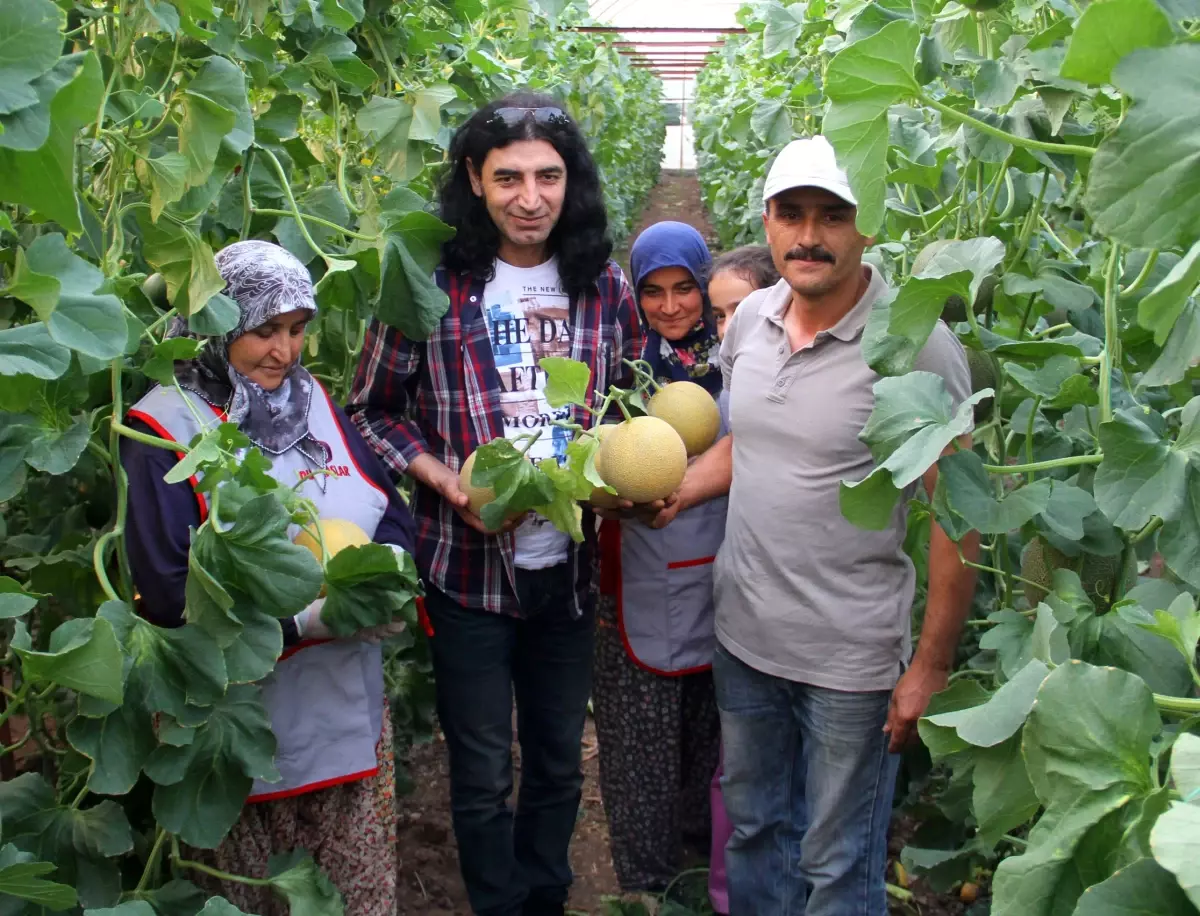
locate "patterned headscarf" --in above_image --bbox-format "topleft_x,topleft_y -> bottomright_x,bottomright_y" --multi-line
629,222 -> 722,396
167,241 -> 329,467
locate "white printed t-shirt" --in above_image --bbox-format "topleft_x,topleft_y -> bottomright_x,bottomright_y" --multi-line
482,256 -> 573,569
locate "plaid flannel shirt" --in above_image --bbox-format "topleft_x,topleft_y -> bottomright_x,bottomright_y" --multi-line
347,260 -> 644,616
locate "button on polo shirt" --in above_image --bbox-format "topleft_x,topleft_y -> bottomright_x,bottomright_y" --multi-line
714,266 -> 971,692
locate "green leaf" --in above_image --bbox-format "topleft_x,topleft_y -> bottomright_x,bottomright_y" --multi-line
375,232 -> 450,340
1094,401 -> 1199,531
863,237 -> 1004,376
1169,732 -> 1200,800
973,735 -> 1042,848
273,185 -> 349,264
67,699 -> 157,796
179,92 -> 235,188
23,233 -> 126,359
137,152 -> 190,223
1141,297 -> 1200,389
974,59 -> 1021,110
750,98 -> 792,147
143,337 -> 205,386
3,246 -> 60,321
533,458 -> 587,541
12,616 -> 124,704
0,322 -> 71,379
1137,239 -> 1200,347
762,1 -> 807,57
0,0 -> 63,111
0,576 -> 39,619
221,605 -> 283,685
191,493 -> 323,619
934,450 -> 1052,539
840,372 -> 989,530
188,293 -> 240,337
321,543 -> 422,637
1084,45 -> 1200,250
1071,857 -> 1198,916
137,213 -> 227,317
195,898 -> 255,916
24,413 -> 90,475
408,82 -> 456,143
382,211 -> 456,276
23,799 -> 134,908
1128,593 -> 1200,673
992,662 -> 1161,916
355,97 -> 414,181
266,850 -> 344,916
539,357 -> 591,409
1060,0 -> 1174,85
823,20 -> 921,235
86,903 -> 158,916
0,843 -> 77,912
0,51 -> 103,234
302,34 -> 376,94
924,659 -> 1050,748
145,684 -> 279,849
102,602 -> 228,719
1161,472 -> 1200,589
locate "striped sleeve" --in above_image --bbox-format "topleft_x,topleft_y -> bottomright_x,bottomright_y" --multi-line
346,317 -> 430,474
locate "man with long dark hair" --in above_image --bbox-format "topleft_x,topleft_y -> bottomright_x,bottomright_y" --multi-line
348,93 -> 643,916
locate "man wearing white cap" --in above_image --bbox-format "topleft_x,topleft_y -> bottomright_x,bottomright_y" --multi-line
650,136 -> 978,913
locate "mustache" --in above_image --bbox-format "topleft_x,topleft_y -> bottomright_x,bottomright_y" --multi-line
784,245 -> 836,264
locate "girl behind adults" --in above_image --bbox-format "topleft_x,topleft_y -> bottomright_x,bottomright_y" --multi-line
591,221 -> 727,897
121,240 -> 415,916
703,243 -> 779,916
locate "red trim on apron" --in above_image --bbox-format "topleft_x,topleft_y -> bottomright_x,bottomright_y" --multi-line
126,409 -> 210,524
313,380 -> 388,499
598,520 -> 712,678
246,766 -> 379,803
278,637 -> 334,662
667,556 -> 716,570
416,596 -> 434,637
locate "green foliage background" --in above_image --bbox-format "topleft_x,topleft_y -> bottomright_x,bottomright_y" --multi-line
0,0 -> 665,911
693,0 -> 1200,912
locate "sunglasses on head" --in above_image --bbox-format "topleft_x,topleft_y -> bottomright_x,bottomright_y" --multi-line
487,106 -> 573,130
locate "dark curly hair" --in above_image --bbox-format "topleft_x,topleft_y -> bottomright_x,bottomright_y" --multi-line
438,92 -> 613,299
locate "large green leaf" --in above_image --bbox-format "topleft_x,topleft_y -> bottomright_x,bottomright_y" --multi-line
1137,239 -> 1200,347
180,57 -> 252,186
864,238 -> 1004,375
823,20 -> 920,235
266,850 -> 344,916
1094,400 -> 1200,532
11,616 -> 124,705
408,82 -> 456,143
1084,45 -> 1200,250
992,663 -> 1161,916
1060,0 -> 1174,85
973,734 -> 1042,848
0,50 -> 102,233
22,800 -> 134,909
0,576 -> 39,619
355,97 -> 414,181
273,185 -> 349,264
1161,472 -> 1200,589
136,152 -> 190,223
750,98 -> 792,147
145,685 -> 279,849
137,212 -> 227,318
20,233 -> 126,360
321,544 -> 421,637
382,211 -> 456,275
762,0 -> 807,57
840,372 -> 989,530
1071,857 -> 1199,916
0,322 -> 71,379
1148,734 -> 1200,909
1141,297 -> 1200,389
0,0 -> 63,112
0,843 -> 76,912
374,232 -> 451,340
923,659 -> 1050,749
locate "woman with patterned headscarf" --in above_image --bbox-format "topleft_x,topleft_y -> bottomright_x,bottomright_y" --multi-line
121,241 -> 414,915
590,222 -> 728,898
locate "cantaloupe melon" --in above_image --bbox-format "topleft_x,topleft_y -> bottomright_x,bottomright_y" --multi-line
458,450 -> 525,531
294,518 -> 372,596
1020,536 -> 1125,612
596,416 -> 687,504
587,425 -> 622,509
647,381 -> 720,457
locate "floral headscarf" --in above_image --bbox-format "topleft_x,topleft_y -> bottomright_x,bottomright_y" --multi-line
167,240 -> 329,468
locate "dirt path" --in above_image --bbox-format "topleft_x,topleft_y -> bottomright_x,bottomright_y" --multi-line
614,169 -> 720,275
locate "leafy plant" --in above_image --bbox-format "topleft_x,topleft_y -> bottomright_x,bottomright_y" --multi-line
694,0 -> 1199,911
0,0 -> 665,911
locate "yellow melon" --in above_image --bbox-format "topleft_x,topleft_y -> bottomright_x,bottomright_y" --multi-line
596,416 -> 687,504
647,381 -> 721,457
294,518 -> 372,596
458,450 -> 525,531
587,425 -> 622,509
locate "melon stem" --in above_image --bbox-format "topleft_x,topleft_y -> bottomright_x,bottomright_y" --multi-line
623,358 -> 662,393
515,430 -> 543,456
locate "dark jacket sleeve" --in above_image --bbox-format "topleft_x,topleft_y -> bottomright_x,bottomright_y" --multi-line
333,402 -> 417,555
121,417 -> 300,644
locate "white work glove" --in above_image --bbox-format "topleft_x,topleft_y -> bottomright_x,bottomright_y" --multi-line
356,618 -> 408,645
294,597 -> 333,639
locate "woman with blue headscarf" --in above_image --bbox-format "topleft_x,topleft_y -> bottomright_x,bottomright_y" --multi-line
591,222 -> 727,897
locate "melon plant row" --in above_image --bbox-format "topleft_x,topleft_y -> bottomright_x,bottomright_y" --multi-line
694,0 -> 1200,912
0,0 -> 665,911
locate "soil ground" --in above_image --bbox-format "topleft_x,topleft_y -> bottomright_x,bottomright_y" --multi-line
392,171 -> 977,916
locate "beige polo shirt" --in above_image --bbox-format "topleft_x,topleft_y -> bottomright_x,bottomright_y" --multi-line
714,265 -> 971,692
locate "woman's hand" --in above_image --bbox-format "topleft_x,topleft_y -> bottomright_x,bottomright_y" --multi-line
589,495 -> 674,525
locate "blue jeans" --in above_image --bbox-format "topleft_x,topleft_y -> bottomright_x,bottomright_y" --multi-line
425,565 -> 595,916
712,644 -> 900,916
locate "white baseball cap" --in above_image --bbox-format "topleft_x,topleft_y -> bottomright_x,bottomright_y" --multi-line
761,136 -> 857,209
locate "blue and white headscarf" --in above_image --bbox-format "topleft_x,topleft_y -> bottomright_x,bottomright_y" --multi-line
168,241 -> 327,463
629,222 -> 722,396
